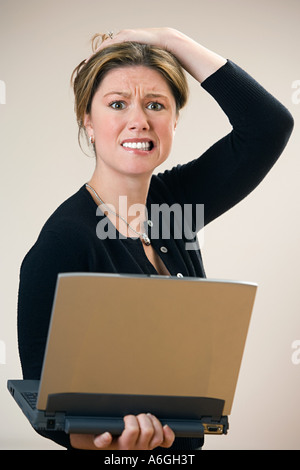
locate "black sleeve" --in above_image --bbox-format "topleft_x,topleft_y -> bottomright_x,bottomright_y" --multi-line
159,60 -> 294,230
18,231 -> 78,380
17,230 -> 87,448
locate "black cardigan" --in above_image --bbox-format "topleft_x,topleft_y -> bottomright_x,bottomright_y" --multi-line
17,60 -> 294,449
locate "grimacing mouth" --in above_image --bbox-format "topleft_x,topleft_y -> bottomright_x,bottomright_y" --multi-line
121,140 -> 154,151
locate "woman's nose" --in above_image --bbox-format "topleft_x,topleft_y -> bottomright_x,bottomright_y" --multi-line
127,105 -> 150,131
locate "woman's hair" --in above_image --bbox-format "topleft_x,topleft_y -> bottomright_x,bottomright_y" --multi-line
71,35 -> 189,148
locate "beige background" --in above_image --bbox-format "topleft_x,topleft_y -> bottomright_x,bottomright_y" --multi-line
0,0 -> 299,450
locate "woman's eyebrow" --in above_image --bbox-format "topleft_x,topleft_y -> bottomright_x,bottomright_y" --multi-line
103,91 -> 131,98
145,93 -> 168,99
103,91 -> 169,100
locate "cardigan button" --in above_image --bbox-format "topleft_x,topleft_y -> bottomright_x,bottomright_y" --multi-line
160,246 -> 168,253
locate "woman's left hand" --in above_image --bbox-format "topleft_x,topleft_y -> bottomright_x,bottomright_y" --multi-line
86,27 -> 226,84
92,27 -> 175,54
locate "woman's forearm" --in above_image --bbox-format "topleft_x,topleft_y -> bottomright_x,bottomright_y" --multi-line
164,28 -> 227,83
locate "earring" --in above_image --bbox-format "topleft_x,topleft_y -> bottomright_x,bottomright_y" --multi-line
89,135 -> 95,145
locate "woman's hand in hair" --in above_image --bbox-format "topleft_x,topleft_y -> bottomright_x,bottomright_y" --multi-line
91,27 -> 176,54
88,27 -> 227,83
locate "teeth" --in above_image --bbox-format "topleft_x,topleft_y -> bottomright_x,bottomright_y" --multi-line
122,141 -> 152,150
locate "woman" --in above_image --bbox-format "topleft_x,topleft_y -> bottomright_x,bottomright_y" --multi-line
17,28 -> 293,450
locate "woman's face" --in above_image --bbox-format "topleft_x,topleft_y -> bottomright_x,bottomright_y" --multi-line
84,65 -> 178,178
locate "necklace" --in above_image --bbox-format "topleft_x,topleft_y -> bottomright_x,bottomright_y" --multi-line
85,183 -> 151,246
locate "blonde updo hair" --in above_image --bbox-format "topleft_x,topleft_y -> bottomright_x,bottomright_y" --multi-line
71,34 -> 189,148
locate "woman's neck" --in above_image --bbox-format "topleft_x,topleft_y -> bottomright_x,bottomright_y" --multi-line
86,167 -> 152,234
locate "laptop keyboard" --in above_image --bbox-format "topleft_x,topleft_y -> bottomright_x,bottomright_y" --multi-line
22,392 -> 38,409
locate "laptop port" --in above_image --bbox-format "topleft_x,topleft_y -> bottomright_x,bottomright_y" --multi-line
207,426 -> 220,432
46,419 -> 56,430
203,423 -> 223,434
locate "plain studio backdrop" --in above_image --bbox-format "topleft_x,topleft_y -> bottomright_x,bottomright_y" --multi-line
0,0 -> 299,450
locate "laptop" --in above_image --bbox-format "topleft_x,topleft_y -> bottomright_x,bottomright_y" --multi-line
8,273 -> 257,438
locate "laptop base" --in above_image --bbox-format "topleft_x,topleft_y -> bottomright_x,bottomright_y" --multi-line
8,380 -> 228,438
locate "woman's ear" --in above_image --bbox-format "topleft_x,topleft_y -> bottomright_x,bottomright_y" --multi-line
84,113 -> 93,136
84,114 -> 95,145
174,114 -> 179,132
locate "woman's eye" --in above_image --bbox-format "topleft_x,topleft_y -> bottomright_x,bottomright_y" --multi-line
147,102 -> 164,111
109,101 -> 126,110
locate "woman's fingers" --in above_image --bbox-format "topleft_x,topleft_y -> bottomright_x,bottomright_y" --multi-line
85,28 -> 174,63
89,413 -> 175,450
160,424 -> 176,448
146,413 -> 165,449
136,413 -> 162,449
118,414 -> 142,449
118,413 -> 158,449
93,431 -> 113,449
121,413 -> 175,450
